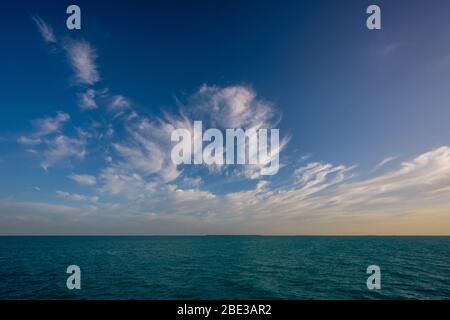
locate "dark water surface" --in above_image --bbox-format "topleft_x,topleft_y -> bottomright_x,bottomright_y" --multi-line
0,236 -> 449,299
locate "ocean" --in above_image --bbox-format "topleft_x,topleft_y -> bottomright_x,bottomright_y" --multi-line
0,236 -> 449,299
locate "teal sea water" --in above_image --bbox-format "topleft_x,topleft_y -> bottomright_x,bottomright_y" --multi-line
0,236 -> 449,300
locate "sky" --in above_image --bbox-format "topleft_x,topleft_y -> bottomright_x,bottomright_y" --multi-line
0,0 -> 450,235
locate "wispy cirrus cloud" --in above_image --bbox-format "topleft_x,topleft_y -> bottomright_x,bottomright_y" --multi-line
96,83 -> 289,197
373,156 -> 397,171
141,146 -> 450,234
188,84 -> 280,129
68,174 -> 97,186
87,103 -> 450,229
79,89 -> 97,110
32,111 -> 70,137
181,176 -> 203,189
100,120 -> 181,192
41,135 -> 87,170
98,167 -> 158,198
5,145 -> 450,234
56,190 -> 87,201
56,190 -> 98,202
32,15 -> 56,43
109,95 -> 132,111
16,110 -> 92,171
17,136 -> 42,146
78,88 -> 110,111
64,40 -> 100,85
17,111 -> 70,147
33,17 -> 100,87
328,147 -> 450,208
189,85 -> 290,177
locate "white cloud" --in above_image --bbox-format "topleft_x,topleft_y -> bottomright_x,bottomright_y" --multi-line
109,95 -> 131,110
56,190 -> 87,201
17,112 -> 90,171
56,191 -> 98,202
113,141 -> 164,174
98,167 -> 146,197
329,147 -> 450,207
373,156 -> 397,171
64,40 -> 100,85
189,84 -> 279,129
32,111 -> 70,137
41,135 -> 86,170
95,84 -> 289,199
32,16 -> 56,43
104,115 -> 183,184
294,162 -> 352,192
182,176 -> 203,188
68,174 -> 97,186
79,89 -> 97,110
255,180 -> 269,191
18,136 -> 41,146
18,111 -> 71,152
78,88 -> 110,110
113,146 -> 450,233
4,146 -> 450,234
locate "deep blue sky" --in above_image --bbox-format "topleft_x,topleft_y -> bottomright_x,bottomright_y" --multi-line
2,1 -> 450,162
1,0 -> 450,234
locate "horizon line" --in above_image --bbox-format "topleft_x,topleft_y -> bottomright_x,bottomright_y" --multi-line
0,234 -> 449,237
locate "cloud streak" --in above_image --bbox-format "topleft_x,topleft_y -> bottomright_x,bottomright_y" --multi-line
64,40 -> 100,85
32,111 -> 70,137
32,16 -> 56,43
5,145 -> 450,234
373,156 -> 397,171
41,135 -> 87,170
68,174 -> 97,186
